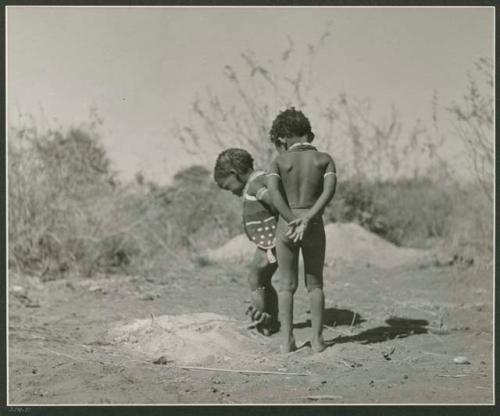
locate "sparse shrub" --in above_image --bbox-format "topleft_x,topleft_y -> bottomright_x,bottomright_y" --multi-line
448,58 -> 493,202
8,114 -> 124,276
143,165 -> 241,256
173,27 -> 440,182
8,111 -> 242,278
325,178 -> 453,247
8,42 -> 492,281
444,59 -> 493,265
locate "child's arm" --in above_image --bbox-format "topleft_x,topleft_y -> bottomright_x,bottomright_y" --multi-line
247,176 -> 276,215
256,188 -> 276,215
288,155 -> 337,241
304,155 -> 337,220
267,158 -> 297,223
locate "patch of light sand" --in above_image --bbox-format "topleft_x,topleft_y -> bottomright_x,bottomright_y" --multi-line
110,313 -> 259,365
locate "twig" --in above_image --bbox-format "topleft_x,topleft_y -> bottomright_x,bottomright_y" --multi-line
116,358 -> 155,367
422,350 -> 447,357
323,324 -> 336,331
275,341 -> 311,356
247,330 -> 272,344
42,347 -> 86,362
338,360 -> 353,369
324,324 -> 351,336
241,321 -> 259,330
303,395 -> 343,401
180,365 -> 310,376
437,374 -> 468,378
349,312 -> 357,330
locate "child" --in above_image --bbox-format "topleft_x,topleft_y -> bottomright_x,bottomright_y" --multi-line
267,108 -> 337,353
214,148 -> 282,335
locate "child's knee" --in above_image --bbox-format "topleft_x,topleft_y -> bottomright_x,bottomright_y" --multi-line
305,274 -> 323,292
279,280 -> 298,293
248,270 -> 262,290
248,266 -> 272,290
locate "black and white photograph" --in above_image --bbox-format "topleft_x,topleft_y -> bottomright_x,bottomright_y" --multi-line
6,4 -> 495,406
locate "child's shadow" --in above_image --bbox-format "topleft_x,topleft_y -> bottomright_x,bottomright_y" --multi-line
326,317 -> 429,345
293,309 -> 428,350
294,307 -> 366,329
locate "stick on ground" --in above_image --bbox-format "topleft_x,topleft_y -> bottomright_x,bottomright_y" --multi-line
180,365 -> 310,376
303,395 -> 343,401
350,312 -> 357,330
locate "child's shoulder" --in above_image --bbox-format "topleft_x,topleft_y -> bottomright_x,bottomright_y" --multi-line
316,149 -> 333,158
316,150 -> 335,164
272,152 -> 295,168
247,172 -> 268,195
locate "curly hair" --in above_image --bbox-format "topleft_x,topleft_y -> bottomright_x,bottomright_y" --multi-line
213,148 -> 254,185
269,107 -> 315,144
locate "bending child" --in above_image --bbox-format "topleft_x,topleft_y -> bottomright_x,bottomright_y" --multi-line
214,148 -> 282,335
267,108 -> 337,353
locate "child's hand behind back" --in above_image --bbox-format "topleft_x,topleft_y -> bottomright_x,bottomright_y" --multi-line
286,217 -> 310,242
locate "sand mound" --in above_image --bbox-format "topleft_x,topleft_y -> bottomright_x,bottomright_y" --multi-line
110,313 -> 258,365
207,222 -> 432,269
325,223 -> 431,268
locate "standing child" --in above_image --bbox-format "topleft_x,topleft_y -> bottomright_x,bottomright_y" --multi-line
267,108 -> 337,353
214,148 -> 283,335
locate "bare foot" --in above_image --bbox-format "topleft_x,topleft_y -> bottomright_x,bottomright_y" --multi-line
280,336 -> 297,353
311,336 -> 327,353
260,319 -> 280,337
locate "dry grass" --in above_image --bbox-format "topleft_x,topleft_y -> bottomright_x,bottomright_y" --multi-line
8,117 -> 240,278
8,51 -> 493,280
172,26 -> 441,182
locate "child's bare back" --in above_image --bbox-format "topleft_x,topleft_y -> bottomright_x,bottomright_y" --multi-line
272,144 -> 334,210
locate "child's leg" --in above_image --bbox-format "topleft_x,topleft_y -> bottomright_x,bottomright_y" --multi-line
248,248 -> 279,332
276,220 -> 300,352
302,219 -> 327,353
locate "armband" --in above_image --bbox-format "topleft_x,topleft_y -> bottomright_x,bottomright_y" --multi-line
255,187 -> 268,200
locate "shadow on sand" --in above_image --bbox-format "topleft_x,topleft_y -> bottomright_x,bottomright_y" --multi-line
294,307 -> 367,329
326,316 -> 429,346
294,308 -> 429,350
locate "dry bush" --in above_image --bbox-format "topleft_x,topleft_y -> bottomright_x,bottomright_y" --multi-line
8,42 -> 491,280
448,58 -> 493,202
9,113 -> 120,276
445,59 -> 493,265
173,26 -> 442,181
132,165 -> 241,262
171,27 -> 452,253
8,109 -> 241,278
7,113 -> 177,278
325,178 -> 453,248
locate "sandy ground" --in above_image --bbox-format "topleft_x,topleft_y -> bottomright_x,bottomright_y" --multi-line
8,243 -> 493,405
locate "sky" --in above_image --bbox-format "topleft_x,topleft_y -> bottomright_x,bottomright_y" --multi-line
7,6 -> 494,183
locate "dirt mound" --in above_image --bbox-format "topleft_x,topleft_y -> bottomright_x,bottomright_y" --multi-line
110,313 -> 258,365
324,222 -> 431,268
207,222 -> 432,269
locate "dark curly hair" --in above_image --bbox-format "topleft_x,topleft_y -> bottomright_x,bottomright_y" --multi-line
269,107 -> 315,144
214,148 -> 254,185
